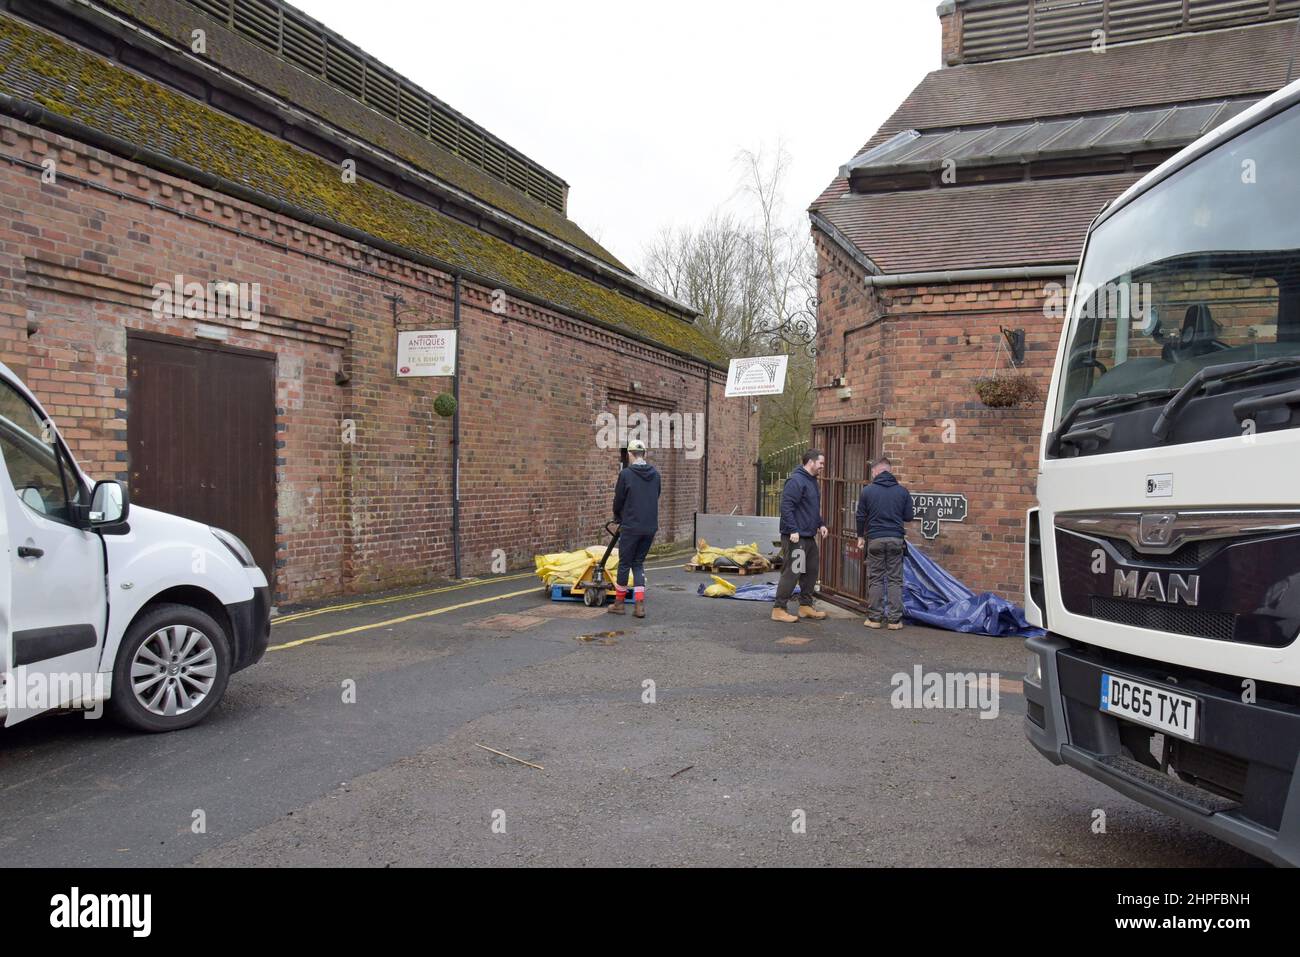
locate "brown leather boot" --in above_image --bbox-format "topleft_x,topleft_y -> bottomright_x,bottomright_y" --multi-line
634,599 -> 645,619
771,607 -> 798,623
607,598 -> 625,615
798,606 -> 827,620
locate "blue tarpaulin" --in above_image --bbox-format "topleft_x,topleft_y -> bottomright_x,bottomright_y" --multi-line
696,545 -> 1043,639
902,545 -> 1043,638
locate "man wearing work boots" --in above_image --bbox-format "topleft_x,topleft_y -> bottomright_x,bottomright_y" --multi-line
855,456 -> 914,630
772,448 -> 829,624
609,439 -> 660,619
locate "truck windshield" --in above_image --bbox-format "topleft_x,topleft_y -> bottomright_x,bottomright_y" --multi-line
1056,101 -> 1300,435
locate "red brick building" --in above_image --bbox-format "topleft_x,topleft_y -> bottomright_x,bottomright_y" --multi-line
0,0 -> 757,606
809,0 -> 1296,605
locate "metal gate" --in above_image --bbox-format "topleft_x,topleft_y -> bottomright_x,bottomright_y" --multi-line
127,333 -> 277,582
755,442 -> 808,517
812,420 -> 879,609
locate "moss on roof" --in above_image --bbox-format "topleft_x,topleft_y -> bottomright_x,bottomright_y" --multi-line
95,0 -> 629,272
0,15 -> 725,365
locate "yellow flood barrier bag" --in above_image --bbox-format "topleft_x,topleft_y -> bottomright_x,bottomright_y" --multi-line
534,546 -> 620,588
691,540 -> 771,571
702,575 -> 738,598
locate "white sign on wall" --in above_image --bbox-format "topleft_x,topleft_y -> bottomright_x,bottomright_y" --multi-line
724,355 -> 789,397
397,330 -> 456,377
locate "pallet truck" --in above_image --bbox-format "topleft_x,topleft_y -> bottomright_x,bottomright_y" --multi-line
546,521 -> 622,606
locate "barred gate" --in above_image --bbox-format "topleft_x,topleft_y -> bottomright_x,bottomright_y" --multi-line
755,442 -> 808,517
812,420 -> 880,610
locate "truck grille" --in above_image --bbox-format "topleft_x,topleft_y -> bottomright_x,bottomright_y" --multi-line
1108,539 -> 1209,567
1090,597 -> 1237,642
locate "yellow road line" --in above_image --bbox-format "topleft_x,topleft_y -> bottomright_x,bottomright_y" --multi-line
271,553 -> 693,626
272,573 -> 534,624
269,587 -> 541,652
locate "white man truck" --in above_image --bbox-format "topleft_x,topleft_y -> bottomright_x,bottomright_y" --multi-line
1025,78 -> 1300,866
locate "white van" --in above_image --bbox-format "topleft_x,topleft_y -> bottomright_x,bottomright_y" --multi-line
0,360 -> 269,732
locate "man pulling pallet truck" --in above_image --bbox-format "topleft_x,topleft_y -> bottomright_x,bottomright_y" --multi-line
609,439 -> 661,618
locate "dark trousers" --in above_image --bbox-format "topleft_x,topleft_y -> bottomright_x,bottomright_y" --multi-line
775,534 -> 819,610
867,537 -> 906,624
617,532 -> 655,588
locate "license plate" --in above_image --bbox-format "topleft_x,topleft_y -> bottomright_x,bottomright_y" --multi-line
1100,673 -> 1198,741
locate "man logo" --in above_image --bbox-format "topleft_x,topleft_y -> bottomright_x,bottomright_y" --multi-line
1114,570 -> 1200,606
1139,513 -> 1177,548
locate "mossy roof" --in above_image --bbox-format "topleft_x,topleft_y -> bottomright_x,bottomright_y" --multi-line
95,0 -> 629,272
0,15 -> 726,365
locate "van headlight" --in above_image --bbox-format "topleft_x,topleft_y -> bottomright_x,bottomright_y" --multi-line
211,527 -> 257,568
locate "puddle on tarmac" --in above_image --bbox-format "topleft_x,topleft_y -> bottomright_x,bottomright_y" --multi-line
577,631 -> 623,645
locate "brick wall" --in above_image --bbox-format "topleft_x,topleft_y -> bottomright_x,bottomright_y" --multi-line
813,231 -> 1064,601
0,117 -> 757,605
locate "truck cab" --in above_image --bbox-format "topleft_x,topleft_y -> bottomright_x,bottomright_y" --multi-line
1025,78 -> 1300,866
0,360 -> 269,731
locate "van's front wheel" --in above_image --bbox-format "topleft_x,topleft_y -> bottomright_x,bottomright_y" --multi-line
109,604 -> 232,732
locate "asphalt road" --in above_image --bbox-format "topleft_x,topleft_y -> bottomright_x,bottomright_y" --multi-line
0,556 -> 1260,867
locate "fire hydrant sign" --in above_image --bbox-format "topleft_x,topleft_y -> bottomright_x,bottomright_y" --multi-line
397,330 -> 456,377
725,355 -> 789,397
911,492 -> 969,541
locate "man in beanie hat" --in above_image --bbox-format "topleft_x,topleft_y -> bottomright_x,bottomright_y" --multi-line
610,439 -> 661,618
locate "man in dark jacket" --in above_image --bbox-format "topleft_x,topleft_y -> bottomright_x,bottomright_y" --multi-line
773,448 -> 829,624
855,456 -> 914,630
610,439 -> 661,619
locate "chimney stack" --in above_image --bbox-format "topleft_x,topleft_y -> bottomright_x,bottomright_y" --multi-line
938,0 -> 963,67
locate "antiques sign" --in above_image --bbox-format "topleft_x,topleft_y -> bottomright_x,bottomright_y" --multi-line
911,492 -> 968,540
397,330 -> 456,377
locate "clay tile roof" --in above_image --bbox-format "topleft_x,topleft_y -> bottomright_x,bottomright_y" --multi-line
811,19 -> 1297,274
0,15 -> 727,365
816,174 -> 1142,274
97,0 -> 629,273
863,19 -> 1296,152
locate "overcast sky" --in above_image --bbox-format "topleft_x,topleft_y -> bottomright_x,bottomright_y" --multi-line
292,0 -> 939,267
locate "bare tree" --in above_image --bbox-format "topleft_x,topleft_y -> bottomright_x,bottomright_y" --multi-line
640,143 -> 817,457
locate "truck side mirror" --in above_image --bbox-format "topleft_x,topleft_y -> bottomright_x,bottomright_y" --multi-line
89,480 -> 129,528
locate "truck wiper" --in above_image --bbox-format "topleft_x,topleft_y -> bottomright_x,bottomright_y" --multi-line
1152,356 -> 1300,441
1049,389 -> 1175,456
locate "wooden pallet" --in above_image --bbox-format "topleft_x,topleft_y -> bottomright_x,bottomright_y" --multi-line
684,561 -> 772,576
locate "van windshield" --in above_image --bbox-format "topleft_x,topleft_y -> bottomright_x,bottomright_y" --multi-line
1057,102 -> 1300,436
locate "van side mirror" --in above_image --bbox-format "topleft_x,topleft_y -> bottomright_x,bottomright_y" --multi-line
89,480 -> 129,529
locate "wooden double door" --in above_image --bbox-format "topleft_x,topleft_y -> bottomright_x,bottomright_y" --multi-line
127,333 -> 276,581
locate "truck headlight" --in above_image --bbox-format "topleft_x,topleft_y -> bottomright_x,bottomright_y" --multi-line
211,527 -> 257,568
1026,653 -> 1043,687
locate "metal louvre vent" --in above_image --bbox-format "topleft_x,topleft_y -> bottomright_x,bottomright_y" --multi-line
1032,0 -> 1104,54
324,43 -> 364,100
958,0 -> 1299,63
1090,597 -> 1237,641
281,15 -> 324,74
190,0 -> 232,19
1106,0 -> 1186,41
173,0 -> 567,212
232,0 -> 278,48
364,69 -> 400,120
398,84 -> 429,136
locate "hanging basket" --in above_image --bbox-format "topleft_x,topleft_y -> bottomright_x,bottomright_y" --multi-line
974,373 -> 1039,409
434,392 -> 458,418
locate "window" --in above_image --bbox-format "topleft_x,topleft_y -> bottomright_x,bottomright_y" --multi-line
0,380 -> 82,522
